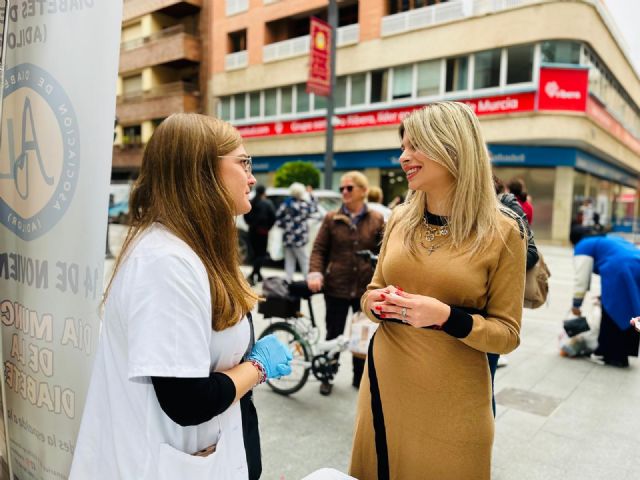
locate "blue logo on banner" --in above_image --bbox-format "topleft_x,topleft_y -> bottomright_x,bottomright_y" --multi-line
0,63 -> 80,240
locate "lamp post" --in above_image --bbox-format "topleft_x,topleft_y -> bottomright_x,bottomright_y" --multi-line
323,0 -> 338,190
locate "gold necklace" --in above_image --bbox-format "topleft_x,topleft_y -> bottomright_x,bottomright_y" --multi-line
421,216 -> 449,255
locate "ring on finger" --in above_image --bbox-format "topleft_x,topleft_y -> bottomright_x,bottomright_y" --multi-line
401,306 -> 407,320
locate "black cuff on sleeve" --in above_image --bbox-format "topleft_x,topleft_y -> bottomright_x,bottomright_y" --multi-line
151,372 -> 236,427
441,307 -> 474,338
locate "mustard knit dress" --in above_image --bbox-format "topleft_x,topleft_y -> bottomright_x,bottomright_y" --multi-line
350,207 -> 526,480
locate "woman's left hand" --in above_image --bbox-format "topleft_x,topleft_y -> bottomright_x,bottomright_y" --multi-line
376,290 -> 450,328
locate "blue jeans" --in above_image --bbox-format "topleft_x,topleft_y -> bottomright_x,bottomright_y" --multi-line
487,353 -> 499,417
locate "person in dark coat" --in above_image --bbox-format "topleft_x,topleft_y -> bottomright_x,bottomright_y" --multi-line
570,227 -> 640,367
244,185 -> 276,285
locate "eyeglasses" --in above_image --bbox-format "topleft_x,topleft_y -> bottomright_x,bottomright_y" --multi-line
218,155 -> 253,174
339,185 -> 355,193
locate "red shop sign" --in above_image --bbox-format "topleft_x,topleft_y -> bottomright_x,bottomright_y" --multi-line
307,17 -> 332,97
538,66 -> 588,111
236,91 -> 535,138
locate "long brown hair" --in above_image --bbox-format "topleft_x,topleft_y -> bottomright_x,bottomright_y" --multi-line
105,113 -> 258,331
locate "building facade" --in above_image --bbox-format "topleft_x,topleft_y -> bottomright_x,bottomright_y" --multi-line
113,0 -> 208,180
210,0 -> 640,242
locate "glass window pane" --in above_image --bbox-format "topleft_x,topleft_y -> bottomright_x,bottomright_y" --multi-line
351,73 -> 366,105
474,49 -> 501,89
541,40 -> 581,64
335,77 -> 347,108
417,60 -> 440,97
314,93 -> 327,111
370,69 -> 389,103
264,88 -> 277,116
507,44 -> 533,84
220,97 -> 231,120
296,84 -> 310,113
281,87 -> 293,114
249,92 -> 261,117
233,94 -> 246,120
445,56 -> 468,92
392,65 -> 412,100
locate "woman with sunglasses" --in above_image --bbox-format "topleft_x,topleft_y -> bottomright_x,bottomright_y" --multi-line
70,114 -> 292,480
350,103 -> 526,479
307,171 -> 385,395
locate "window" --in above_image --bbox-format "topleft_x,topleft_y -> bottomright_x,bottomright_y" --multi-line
220,97 -> 231,120
281,87 -> 293,114
541,40 -> 581,64
122,125 -> 142,145
335,77 -> 347,108
474,49 -> 501,89
370,69 -> 389,103
249,92 -> 261,117
417,60 -> 440,97
314,93 -> 327,111
445,56 -> 468,92
228,29 -> 247,53
122,74 -> 142,95
233,94 -> 246,120
296,84 -> 310,113
388,0 -> 438,14
264,89 -> 277,116
392,65 -> 413,100
507,45 -> 533,84
350,73 -> 366,105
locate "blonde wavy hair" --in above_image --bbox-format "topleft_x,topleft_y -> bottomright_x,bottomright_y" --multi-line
104,114 -> 259,331
397,102 -> 503,255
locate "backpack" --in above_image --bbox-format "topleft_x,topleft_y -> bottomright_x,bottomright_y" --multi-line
500,207 -> 550,309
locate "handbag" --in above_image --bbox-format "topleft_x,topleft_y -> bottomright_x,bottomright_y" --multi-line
524,252 -> 551,309
563,316 -> 590,337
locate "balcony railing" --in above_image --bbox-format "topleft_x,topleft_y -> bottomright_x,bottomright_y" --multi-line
119,27 -> 201,73
121,24 -> 195,51
381,1 -> 466,37
117,82 -> 200,124
119,81 -> 199,102
123,0 -> 202,23
472,0 -> 539,16
225,50 -> 248,71
226,0 -> 248,16
263,24 -> 360,63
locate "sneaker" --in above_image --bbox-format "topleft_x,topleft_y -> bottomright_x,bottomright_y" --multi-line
319,382 -> 333,396
589,353 -> 605,366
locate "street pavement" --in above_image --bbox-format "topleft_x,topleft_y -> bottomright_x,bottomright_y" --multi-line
106,225 -> 640,480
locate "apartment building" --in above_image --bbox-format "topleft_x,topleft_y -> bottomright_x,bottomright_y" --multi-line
210,0 -> 640,242
112,0 -> 208,180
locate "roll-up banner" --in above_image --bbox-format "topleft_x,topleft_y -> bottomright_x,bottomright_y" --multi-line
0,1 -> 122,479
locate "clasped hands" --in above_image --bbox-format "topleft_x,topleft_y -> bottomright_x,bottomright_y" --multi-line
366,285 -> 451,329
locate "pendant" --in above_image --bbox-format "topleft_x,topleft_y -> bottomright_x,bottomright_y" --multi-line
421,242 -> 441,255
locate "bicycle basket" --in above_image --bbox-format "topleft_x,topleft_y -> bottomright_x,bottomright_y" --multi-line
258,296 -> 301,319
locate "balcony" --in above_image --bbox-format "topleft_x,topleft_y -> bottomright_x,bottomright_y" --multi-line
226,0 -> 248,16
263,24 -> 360,63
225,50 -> 248,71
112,144 -> 144,170
120,25 -> 201,74
381,1 -> 466,37
123,0 -> 202,23
116,82 -> 200,124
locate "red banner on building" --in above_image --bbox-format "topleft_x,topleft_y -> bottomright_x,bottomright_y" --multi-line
307,17 -> 332,97
538,66 -> 589,111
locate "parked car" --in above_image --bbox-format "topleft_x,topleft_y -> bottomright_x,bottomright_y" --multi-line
237,187 -> 342,265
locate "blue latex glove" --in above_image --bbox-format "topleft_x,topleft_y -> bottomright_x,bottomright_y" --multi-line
247,334 -> 293,379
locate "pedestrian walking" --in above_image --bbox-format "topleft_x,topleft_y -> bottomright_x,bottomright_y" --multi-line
308,171 -> 385,395
507,177 -> 533,224
350,102 -> 526,480
70,114 -> 292,480
275,182 -> 318,282
244,184 -> 276,285
570,228 -> 640,367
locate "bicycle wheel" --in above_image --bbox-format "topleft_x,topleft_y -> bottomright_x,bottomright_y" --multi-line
260,322 -> 311,395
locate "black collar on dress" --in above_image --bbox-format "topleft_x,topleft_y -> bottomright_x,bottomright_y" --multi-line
424,210 -> 448,226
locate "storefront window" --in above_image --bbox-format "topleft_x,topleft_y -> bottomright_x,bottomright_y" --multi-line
351,73 -> 366,106
541,40 -> 581,64
296,84 -> 310,113
335,77 -> 347,108
314,93 -> 327,111
474,49 -> 501,89
417,60 -> 440,97
234,94 -> 246,120
507,44 -> 533,84
220,97 -> 231,120
264,89 -> 277,117
281,87 -> 293,114
370,69 -> 389,103
392,65 -> 413,100
445,56 -> 468,92
249,92 -> 261,118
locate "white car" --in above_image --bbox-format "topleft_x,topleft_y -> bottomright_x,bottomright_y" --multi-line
237,187 -> 342,264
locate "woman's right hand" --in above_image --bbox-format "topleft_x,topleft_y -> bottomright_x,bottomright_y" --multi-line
248,334 -> 293,379
307,273 -> 323,293
366,286 -> 395,314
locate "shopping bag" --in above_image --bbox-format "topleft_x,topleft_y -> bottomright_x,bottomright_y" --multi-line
349,311 -> 378,357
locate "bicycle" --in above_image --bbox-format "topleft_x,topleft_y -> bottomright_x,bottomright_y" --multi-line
258,279 -> 348,395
